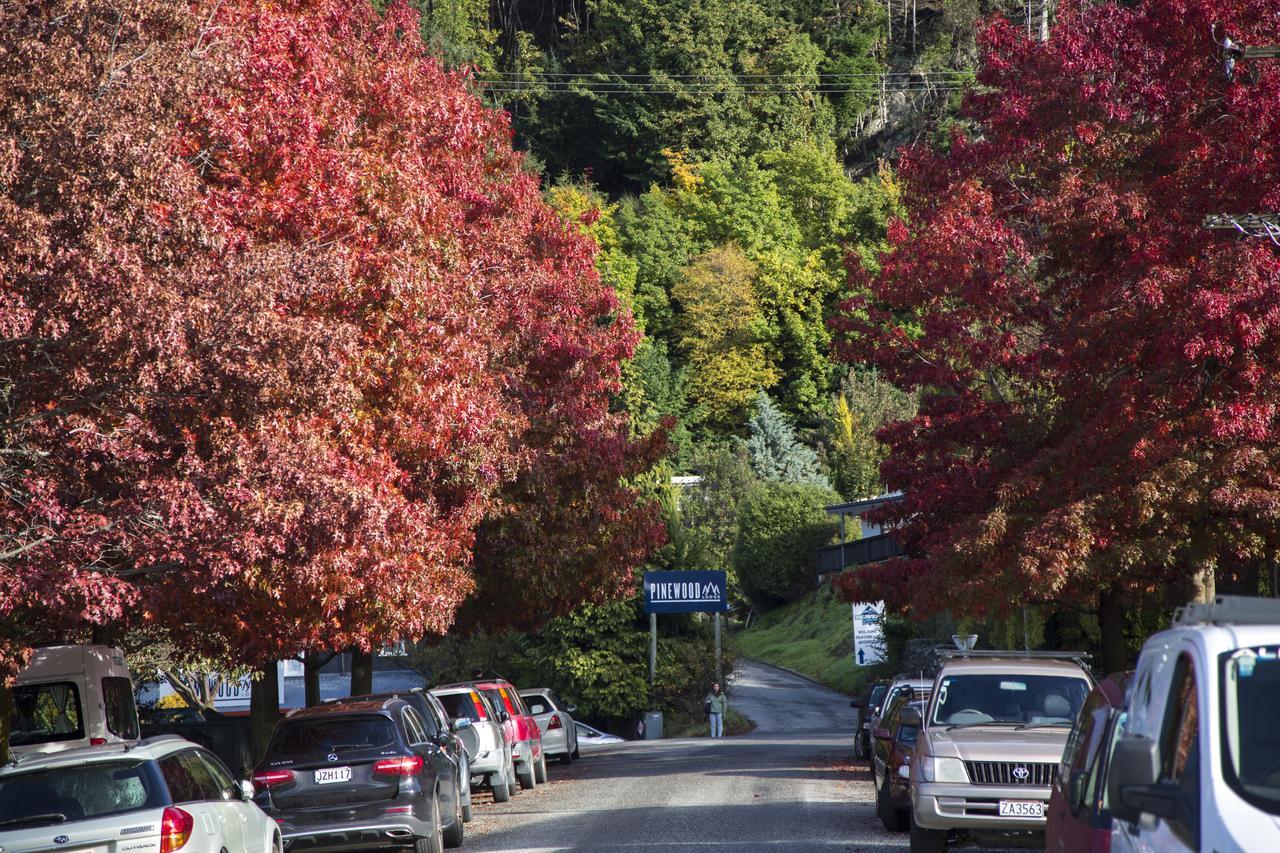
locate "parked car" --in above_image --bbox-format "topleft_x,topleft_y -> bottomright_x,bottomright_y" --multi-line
330,689 -> 473,822
440,679 -> 543,790
1045,671 -> 1132,853
11,644 -> 139,756
574,722 -> 623,752
908,651 -> 1094,852
252,698 -> 464,852
870,677 -> 933,775
0,734 -> 279,853
1109,595 -> 1280,853
873,699 -> 925,832
519,688 -> 579,765
432,686 -> 518,803
851,679 -> 890,760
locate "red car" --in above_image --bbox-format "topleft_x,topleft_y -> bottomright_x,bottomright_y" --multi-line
1045,671 -> 1133,853
469,680 -> 544,790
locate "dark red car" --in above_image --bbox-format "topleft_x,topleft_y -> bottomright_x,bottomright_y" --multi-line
1045,671 -> 1133,853
873,699 -> 923,832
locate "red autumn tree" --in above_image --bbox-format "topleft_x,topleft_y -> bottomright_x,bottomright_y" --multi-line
0,0 -> 663,696
833,0 -> 1280,670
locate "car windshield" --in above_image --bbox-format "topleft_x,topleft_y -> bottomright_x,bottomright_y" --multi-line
1222,646 -> 1280,815
0,760 -> 166,825
11,682 -> 84,746
267,716 -> 399,761
868,684 -> 888,707
930,674 -> 1089,727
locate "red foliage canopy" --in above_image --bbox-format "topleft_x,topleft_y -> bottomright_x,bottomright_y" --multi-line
834,0 -> 1280,619
0,0 -> 661,680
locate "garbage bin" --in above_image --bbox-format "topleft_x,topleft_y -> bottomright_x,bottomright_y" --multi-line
643,710 -> 663,740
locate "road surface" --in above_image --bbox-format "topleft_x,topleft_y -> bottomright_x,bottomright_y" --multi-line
464,659 -> 908,852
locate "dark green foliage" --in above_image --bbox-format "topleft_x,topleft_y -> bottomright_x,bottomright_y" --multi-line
733,481 -> 840,610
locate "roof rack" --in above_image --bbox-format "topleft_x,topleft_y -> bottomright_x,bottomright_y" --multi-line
938,649 -> 1092,663
1172,595 -> 1280,628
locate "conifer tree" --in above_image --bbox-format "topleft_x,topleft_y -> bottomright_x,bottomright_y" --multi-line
745,393 -> 831,489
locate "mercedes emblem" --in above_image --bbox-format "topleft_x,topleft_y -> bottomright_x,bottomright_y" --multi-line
327,753 -> 339,762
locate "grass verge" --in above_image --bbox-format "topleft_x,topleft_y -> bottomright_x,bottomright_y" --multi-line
731,583 -> 868,695
665,707 -> 756,738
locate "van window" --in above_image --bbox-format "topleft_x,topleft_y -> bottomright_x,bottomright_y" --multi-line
1157,654 -> 1200,846
1222,646 -> 1280,816
103,676 -> 139,740
10,682 -> 84,746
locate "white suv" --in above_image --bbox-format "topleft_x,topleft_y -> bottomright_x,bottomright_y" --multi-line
0,735 -> 279,853
1109,595 -> 1280,853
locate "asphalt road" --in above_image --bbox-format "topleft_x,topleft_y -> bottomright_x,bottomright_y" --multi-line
463,659 -> 910,852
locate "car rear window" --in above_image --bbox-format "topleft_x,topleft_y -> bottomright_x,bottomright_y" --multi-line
523,693 -> 550,715
11,682 -> 84,746
482,688 -> 514,715
0,760 -> 166,825
267,716 -> 399,762
435,692 -> 481,722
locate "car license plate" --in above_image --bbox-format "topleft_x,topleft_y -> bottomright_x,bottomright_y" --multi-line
314,766 -> 352,784
998,800 -> 1044,818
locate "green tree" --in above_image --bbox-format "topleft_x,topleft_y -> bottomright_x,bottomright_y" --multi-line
673,245 -> 780,430
746,393 -> 831,488
681,441 -> 757,574
823,368 -> 917,499
733,481 -> 840,610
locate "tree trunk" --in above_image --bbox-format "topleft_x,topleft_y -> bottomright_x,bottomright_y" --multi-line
250,661 -> 280,765
1193,565 -> 1216,604
1098,589 -> 1128,675
0,680 -> 12,766
305,653 -> 323,707
351,648 -> 373,696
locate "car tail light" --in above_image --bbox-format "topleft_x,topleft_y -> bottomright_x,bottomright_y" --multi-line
470,691 -> 489,721
373,755 -> 424,777
252,769 -> 296,789
160,807 -> 193,853
89,737 -> 107,746
547,714 -> 562,730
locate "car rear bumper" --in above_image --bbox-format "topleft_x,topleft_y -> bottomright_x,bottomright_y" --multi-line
913,782 -> 1051,831
541,727 -> 569,756
281,820 -> 431,851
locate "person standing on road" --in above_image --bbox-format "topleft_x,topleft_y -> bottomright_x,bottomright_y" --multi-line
705,682 -> 728,738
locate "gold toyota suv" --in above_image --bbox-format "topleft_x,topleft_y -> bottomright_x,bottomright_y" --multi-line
906,652 -> 1094,852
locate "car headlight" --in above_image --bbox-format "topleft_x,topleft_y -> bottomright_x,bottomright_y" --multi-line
897,763 -> 911,780
919,756 -> 968,783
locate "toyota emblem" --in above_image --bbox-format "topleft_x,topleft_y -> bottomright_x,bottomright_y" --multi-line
327,753 -> 339,762
52,837 -> 70,846
1012,765 -> 1030,781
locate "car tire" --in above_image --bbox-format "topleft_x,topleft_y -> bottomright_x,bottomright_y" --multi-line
572,744 -> 580,760
414,797 -> 445,853
559,749 -> 574,765
535,752 -> 547,783
877,775 -> 908,832
909,813 -> 948,853
517,760 -> 536,790
854,733 -> 867,760
442,787 -> 465,849
506,754 -> 520,796
490,772 -> 511,803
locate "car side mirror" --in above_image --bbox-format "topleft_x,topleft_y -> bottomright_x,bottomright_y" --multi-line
899,707 -> 923,728
239,780 -> 255,801
451,717 -> 472,732
873,727 -> 893,742
1109,739 -> 1176,823
1068,768 -> 1088,815
500,710 -> 511,723
566,705 -> 577,715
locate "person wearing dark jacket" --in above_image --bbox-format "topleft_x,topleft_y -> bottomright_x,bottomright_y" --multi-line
704,682 -> 728,738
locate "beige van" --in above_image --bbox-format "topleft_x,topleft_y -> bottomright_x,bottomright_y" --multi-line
10,644 -> 140,756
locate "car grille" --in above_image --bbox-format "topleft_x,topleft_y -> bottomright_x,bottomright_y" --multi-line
964,761 -> 1057,786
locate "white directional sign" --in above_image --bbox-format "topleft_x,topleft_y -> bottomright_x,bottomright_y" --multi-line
852,601 -> 886,666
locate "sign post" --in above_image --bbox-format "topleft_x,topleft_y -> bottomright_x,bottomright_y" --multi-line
642,570 -> 730,734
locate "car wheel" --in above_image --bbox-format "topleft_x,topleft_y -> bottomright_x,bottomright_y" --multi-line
490,771 -> 512,803
853,733 -> 867,760
877,775 -> 908,832
517,760 -> 536,790
272,835 -> 282,853
909,812 -> 948,853
506,754 -> 520,796
442,786 -> 465,849
535,752 -> 547,783
414,796 -> 445,853
560,749 -> 574,765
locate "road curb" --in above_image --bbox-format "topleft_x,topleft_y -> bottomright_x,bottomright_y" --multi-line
736,656 -> 855,697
